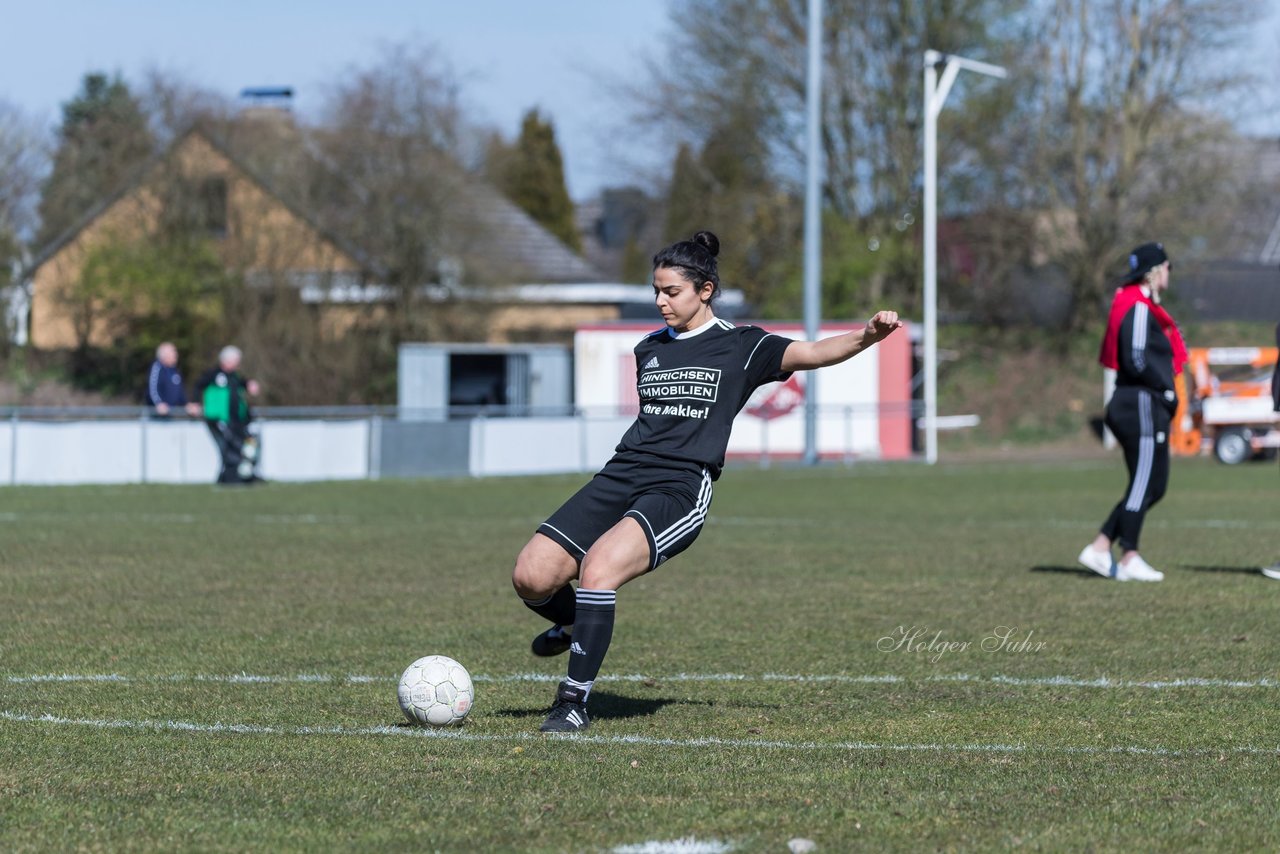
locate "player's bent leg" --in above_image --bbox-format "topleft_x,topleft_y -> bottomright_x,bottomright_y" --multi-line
512,532 -> 580,599
540,519 -> 652,733
513,533 -> 581,657
578,517 -> 653,591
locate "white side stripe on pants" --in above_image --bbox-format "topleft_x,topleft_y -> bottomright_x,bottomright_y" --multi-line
1125,392 -> 1155,512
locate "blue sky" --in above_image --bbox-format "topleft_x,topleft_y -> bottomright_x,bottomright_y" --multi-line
1,1 -> 1277,198
0,0 -> 674,199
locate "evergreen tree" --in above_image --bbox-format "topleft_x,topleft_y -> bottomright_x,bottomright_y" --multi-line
619,237 -> 650,284
663,89 -> 801,316
492,109 -> 581,252
664,142 -> 711,243
37,73 -> 154,248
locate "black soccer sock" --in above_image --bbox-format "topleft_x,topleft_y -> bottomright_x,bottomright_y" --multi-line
565,588 -> 616,699
521,583 -> 576,628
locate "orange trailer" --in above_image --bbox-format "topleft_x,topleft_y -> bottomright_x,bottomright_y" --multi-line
1171,347 -> 1280,463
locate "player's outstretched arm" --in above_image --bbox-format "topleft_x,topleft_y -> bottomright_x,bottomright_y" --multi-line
780,310 -> 903,372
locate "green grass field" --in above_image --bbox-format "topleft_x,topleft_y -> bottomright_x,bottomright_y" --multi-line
3,457 -> 1279,852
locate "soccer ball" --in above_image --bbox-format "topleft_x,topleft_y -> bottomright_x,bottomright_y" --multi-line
397,655 -> 474,727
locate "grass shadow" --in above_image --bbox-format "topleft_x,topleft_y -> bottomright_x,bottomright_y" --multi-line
1030,564 -> 1105,578
488,690 -> 706,722
1182,564 -> 1266,575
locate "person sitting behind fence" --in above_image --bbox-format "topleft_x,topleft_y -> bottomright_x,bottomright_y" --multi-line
193,345 -> 262,484
146,342 -> 199,418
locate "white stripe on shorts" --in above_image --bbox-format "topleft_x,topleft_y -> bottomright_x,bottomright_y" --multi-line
537,522 -> 588,557
653,468 -> 713,553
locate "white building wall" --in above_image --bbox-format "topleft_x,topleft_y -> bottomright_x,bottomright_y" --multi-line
142,422 -> 221,483
471,417 -> 587,477
16,422 -> 143,485
259,420 -> 369,482
0,419 -> 369,485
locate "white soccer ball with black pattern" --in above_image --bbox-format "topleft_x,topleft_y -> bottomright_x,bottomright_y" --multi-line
397,655 -> 474,727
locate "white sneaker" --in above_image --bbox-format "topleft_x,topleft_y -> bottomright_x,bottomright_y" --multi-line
1117,554 -> 1163,582
1078,545 -> 1117,579
1261,564 -> 1280,580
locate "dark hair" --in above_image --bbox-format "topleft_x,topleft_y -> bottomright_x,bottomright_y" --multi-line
653,230 -> 721,300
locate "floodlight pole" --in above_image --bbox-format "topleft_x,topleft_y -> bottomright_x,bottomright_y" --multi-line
922,50 -> 1006,465
802,0 -> 824,466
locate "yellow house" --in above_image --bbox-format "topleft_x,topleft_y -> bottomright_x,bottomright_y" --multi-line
16,124 -> 678,350
23,127 -> 373,350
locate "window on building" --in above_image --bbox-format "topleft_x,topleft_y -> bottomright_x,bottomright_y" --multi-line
199,177 -> 228,238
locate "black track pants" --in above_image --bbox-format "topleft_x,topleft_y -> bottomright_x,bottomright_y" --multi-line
206,420 -> 248,484
1100,387 -> 1171,552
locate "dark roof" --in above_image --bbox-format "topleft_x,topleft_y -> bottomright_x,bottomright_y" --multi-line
574,187 -> 667,283
456,181 -> 599,283
23,121 -> 601,287
271,123 -> 602,285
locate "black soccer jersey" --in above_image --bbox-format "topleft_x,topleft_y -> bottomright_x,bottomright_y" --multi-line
1113,302 -> 1177,407
614,317 -> 794,479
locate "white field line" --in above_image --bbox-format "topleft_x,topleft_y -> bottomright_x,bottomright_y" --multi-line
0,512 -> 353,525
708,516 -> 1280,530
8,508 -> 1275,530
612,839 -> 735,854
1,709 -> 1278,759
993,518 -> 1280,530
6,671 -> 1280,690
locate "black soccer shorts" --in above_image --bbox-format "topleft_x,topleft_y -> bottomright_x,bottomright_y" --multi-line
537,455 -> 713,571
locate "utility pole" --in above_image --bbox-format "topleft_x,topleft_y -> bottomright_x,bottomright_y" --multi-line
801,0 -> 823,465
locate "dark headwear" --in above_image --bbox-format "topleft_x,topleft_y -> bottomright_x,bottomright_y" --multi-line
1124,242 -> 1169,283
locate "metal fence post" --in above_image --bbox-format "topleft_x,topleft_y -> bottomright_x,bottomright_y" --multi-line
760,417 -> 770,470
369,411 -> 382,481
9,409 -> 16,485
844,405 -> 855,466
139,408 -> 149,484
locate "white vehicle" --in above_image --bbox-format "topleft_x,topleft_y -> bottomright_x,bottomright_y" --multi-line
1177,347 -> 1280,465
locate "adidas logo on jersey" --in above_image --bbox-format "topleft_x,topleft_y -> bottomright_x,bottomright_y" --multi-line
642,356 -> 659,370
569,642 -> 586,655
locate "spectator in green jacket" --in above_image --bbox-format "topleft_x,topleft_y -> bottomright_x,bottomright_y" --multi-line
193,345 -> 262,484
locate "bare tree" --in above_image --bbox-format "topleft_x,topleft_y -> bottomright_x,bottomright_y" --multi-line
0,100 -> 46,352
0,101 -> 44,246
305,43 -> 525,351
624,0 -> 1021,312
1021,0 -> 1258,327
135,67 -> 234,146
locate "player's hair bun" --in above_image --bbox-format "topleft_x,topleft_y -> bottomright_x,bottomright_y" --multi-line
692,231 -> 720,258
